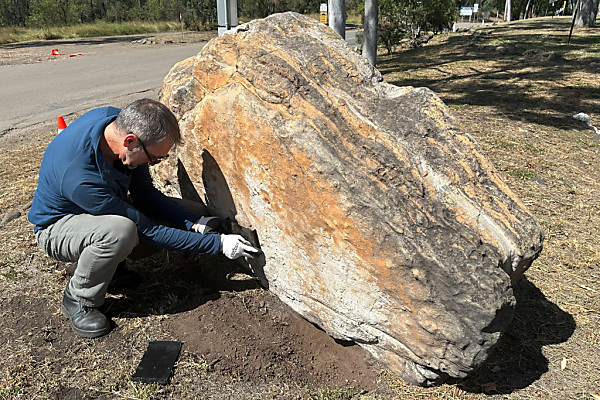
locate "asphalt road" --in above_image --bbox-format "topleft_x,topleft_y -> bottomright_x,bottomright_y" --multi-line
0,30 -> 357,136
0,42 -> 208,135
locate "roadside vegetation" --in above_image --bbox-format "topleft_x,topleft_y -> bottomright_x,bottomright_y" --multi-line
0,20 -> 181,44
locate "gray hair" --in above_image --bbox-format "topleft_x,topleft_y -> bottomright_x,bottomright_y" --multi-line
114,98 -> 181,145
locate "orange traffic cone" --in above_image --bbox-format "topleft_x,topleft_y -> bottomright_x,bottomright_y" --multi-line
57,116 -> 67,133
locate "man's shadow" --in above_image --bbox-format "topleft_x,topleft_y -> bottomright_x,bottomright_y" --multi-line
104,151 -> 267,319
456,276 -> 575,394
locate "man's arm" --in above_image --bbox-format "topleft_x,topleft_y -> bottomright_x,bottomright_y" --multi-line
67,178 -> 221,255
128,165 -> 203,230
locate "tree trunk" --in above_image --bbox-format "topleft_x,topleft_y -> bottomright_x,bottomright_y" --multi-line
328,0 -> 346,38
574,0 -> 599,27
363,0 -> 378,66
504,0 -> 512,21
524,0 -> 532,18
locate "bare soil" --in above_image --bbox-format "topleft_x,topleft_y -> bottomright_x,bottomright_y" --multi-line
1,17 -> 599,400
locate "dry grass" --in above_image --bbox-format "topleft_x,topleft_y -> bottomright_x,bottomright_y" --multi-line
0,21 -> 183,45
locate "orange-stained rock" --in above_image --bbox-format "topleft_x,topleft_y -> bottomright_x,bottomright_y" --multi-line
156,12 -> 544,386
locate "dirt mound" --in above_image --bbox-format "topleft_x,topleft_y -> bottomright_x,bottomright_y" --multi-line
165,288 -> 379,389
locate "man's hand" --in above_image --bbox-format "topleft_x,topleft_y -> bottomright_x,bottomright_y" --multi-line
193,216 -> 221,234
221,234 -> 261,260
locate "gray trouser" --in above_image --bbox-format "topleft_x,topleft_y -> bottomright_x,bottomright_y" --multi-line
36,214 -> 138,307
35,199 -> 208,307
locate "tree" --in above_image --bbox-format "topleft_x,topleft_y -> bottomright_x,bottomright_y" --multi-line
0,0 -> 30,26
574,0 -> 599,27
370,0 -> 456,55
29,0 -> 78,27
421,0 -> 457,32
186,0 -> 217,29
377,0 -> 403,54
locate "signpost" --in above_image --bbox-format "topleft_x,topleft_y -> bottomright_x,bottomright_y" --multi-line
180,13 -> 184,42
460,6 -> 474,22
320,3 -> 327,24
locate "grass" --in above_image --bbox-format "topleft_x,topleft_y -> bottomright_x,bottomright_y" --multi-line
306,387 -> 361,400
0,264 -> 29,281
0,21 -> 181,45
508,167 -> 538,180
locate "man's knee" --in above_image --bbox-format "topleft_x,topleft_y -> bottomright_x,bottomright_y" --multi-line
103,216 -> 138,256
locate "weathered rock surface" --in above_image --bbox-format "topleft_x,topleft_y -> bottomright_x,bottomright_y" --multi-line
156,12 -> 544,386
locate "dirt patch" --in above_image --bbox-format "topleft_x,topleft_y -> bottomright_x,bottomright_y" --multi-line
165,289 -> 379,389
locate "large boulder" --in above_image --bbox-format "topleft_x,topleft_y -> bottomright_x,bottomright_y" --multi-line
156,12 -> 544,386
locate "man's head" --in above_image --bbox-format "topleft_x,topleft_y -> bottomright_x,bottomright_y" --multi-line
113,99 -> 181,169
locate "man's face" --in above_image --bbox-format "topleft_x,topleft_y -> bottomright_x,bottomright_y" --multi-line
121,134 -> 173,170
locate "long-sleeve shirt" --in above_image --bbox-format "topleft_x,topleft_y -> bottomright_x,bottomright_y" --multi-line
28,106 -> 221,255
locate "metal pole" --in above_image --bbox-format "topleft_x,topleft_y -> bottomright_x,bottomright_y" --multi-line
180,13 -> 184,42
217,0 -> 238,36
363,0 -> 378,66
217,0 -> 227,36
568,0 -> 580,43
328,0 -> 346,39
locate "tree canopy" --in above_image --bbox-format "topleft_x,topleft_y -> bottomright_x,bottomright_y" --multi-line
0,0 -> 327,28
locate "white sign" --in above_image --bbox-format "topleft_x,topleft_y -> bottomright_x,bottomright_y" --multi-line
320,3 -> 327,12
473,3 -> 479,12
460,7 -> 473,16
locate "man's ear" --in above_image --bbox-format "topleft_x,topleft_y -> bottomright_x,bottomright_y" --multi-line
123,133 -> 138,149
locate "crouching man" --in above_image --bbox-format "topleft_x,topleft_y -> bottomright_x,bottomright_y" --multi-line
28,98 -> 259,339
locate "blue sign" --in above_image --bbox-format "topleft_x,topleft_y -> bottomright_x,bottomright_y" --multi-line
460,6 -> 474,16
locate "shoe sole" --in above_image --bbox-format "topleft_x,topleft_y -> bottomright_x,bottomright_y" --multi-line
61,304 -> 111,339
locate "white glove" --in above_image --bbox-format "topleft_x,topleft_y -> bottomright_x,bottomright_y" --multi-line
220,234 -> 260,260
194,216 -> 221,234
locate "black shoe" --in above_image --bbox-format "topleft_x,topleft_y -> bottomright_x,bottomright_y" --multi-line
61,285 -> 111,339
107,261 -> 143,293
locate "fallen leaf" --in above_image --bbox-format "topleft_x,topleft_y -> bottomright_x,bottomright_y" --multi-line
481,382 -> 498,394
561,357 -> 567,370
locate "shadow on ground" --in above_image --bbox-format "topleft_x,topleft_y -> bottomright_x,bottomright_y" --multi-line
0,33 -> 160,49
379,26 -> 600,131
456,276 -> 575,394
101,250 -> 259,319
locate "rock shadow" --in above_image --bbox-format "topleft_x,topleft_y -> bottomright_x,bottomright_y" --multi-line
195,151 -> 268,288
104,153 -> 268,319
0,34 -> 158,50
102,250 -> 262,320
456,276 -> 575,394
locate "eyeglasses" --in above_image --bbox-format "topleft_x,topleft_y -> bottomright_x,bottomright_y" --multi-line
137,137 -> 169,165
